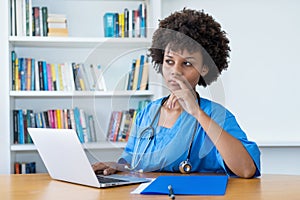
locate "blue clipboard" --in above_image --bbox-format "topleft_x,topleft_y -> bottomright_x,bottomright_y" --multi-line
141,175 -> 228,195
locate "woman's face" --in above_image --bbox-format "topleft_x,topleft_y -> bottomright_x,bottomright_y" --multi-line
162,48 -> 208,91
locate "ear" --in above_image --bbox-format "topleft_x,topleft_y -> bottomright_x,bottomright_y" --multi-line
200,65 -> 209,77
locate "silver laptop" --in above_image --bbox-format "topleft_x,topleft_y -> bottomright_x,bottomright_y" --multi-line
28,128 -> 149,188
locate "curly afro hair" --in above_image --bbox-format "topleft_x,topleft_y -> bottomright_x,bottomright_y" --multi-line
148,8 -> 231,87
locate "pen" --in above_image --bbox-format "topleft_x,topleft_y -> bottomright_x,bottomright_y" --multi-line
168,185 -> 175,199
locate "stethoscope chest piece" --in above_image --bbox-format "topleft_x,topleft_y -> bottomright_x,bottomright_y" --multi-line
179,160 -> 192,174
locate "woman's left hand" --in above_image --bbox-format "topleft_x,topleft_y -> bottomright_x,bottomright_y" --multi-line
168,75 -> 200,117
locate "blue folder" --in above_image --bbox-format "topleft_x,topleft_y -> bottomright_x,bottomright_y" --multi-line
141,175 -> 228,196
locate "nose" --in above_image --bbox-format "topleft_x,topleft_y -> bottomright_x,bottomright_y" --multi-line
171,63 -> 183,76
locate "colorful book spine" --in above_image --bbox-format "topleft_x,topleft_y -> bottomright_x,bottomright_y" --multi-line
103,13 -> 115,37
41,61 -> 47,90
31,58 -> 35,90
11,51 -> 16,90
18,110 -> 25,144
137,55 -> 145,90
74,107 -> 84,143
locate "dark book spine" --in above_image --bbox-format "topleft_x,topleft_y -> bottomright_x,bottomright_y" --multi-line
38,61 -> 44,90
124,8 -> 129,37
33,7 -> 40,36
11,51 -> 16,90
41,7 -> 48,36
13,110 -> 19,144
43,111 -> 50,128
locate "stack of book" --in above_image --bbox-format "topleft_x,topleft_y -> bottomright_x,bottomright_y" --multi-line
12,107 -> 97,144
106,99 -> 150,142
11,0 -> 49,37
11,51 -> 106,91
126,54 -> 149,91
14,162 -> 36,174
103,3 -> 146,38
47,14 -> 68,37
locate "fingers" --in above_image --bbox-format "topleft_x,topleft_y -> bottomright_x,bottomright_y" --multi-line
172,74 -> 192,90
103,167 -> 117,175
92,162 -> 118,175
166,95 -> 178,109
92,162 -> 108,171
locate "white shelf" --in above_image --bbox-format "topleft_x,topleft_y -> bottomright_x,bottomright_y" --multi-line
0,0 -> 162,174
11,142 -> 127,151
9,36 -> 151,48
10,90 -> 154,97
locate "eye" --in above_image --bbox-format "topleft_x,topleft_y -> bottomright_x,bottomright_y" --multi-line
183,61 -> 193,67
164,59 -> 174,65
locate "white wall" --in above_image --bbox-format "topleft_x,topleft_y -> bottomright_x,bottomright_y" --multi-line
161,0 -> 300,174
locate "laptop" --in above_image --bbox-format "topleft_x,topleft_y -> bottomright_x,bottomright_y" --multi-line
28,128 -> 150,188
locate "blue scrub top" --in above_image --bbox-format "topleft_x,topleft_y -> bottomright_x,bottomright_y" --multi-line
120,97 -> 261,177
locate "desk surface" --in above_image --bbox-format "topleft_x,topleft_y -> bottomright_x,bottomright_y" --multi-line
1,173 -> 300,200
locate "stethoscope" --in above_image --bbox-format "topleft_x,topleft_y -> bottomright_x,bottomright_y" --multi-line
125,93 -> 200,174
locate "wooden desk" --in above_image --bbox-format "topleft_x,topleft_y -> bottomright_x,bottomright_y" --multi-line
1,173 -> 300,200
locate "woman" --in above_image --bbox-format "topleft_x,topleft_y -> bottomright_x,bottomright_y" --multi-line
93,8 -> 261,178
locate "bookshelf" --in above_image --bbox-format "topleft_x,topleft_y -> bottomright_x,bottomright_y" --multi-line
0,0 -> 162,174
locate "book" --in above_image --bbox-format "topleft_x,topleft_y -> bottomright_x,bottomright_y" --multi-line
47,13 -> 68,36
34,59 -> 40,90
41,7 -> 48,36
19,58 -> 26,91
72,62 -> 81,90
92,64 -> 106,91
124,8 -> 129,37
46,63 -> 52,91
25,0 -> 32,36
10,0 -> 16,36
79,109 -> 88,142
107,111 -> 122,141
132,58 -> 140,90
15,162 -> 36,174
103,13 -> 115,37
42,61 -> 48,90
31,58 -> 35,90
39,7 -> 44,36
18,109 -> 25,144
137,55 -> 145,90
127,59 -> 136,90
74,107 -> 84,143
32,7 -> 40,36
48,28 -> 68,37
119,13 -> 124,38
26,58 -> 32,90
15,58 -> 20,91
114,13 -> 119,37
16,0 -> 24,36
134,10 -> 140,38
47,14 -> 67,23
118,111 -> 132,142
87,115 -> 97,142
13,110 -> 19,144
140,57 -> 149,90
11,51 -> 16,90
61,62 -> 75,91
139,3 -> 146,38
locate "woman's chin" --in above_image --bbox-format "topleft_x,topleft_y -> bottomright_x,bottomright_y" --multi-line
168,85 -> 181,91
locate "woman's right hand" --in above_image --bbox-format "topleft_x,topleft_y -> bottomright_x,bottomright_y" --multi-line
92,161 -> 130,175
92,162 -> 119,175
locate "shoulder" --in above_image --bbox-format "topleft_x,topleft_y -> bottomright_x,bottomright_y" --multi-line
200,97 -> 233,117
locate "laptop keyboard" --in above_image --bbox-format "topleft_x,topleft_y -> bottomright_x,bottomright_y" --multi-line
97,175 -> 128,183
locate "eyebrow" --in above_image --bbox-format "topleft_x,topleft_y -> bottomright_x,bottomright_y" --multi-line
165,54 -> 197,62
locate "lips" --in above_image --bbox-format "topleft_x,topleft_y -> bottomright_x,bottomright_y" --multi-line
168,80 -> 180,88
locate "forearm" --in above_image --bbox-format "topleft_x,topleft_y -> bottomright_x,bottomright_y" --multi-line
194,108 -> 256,178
